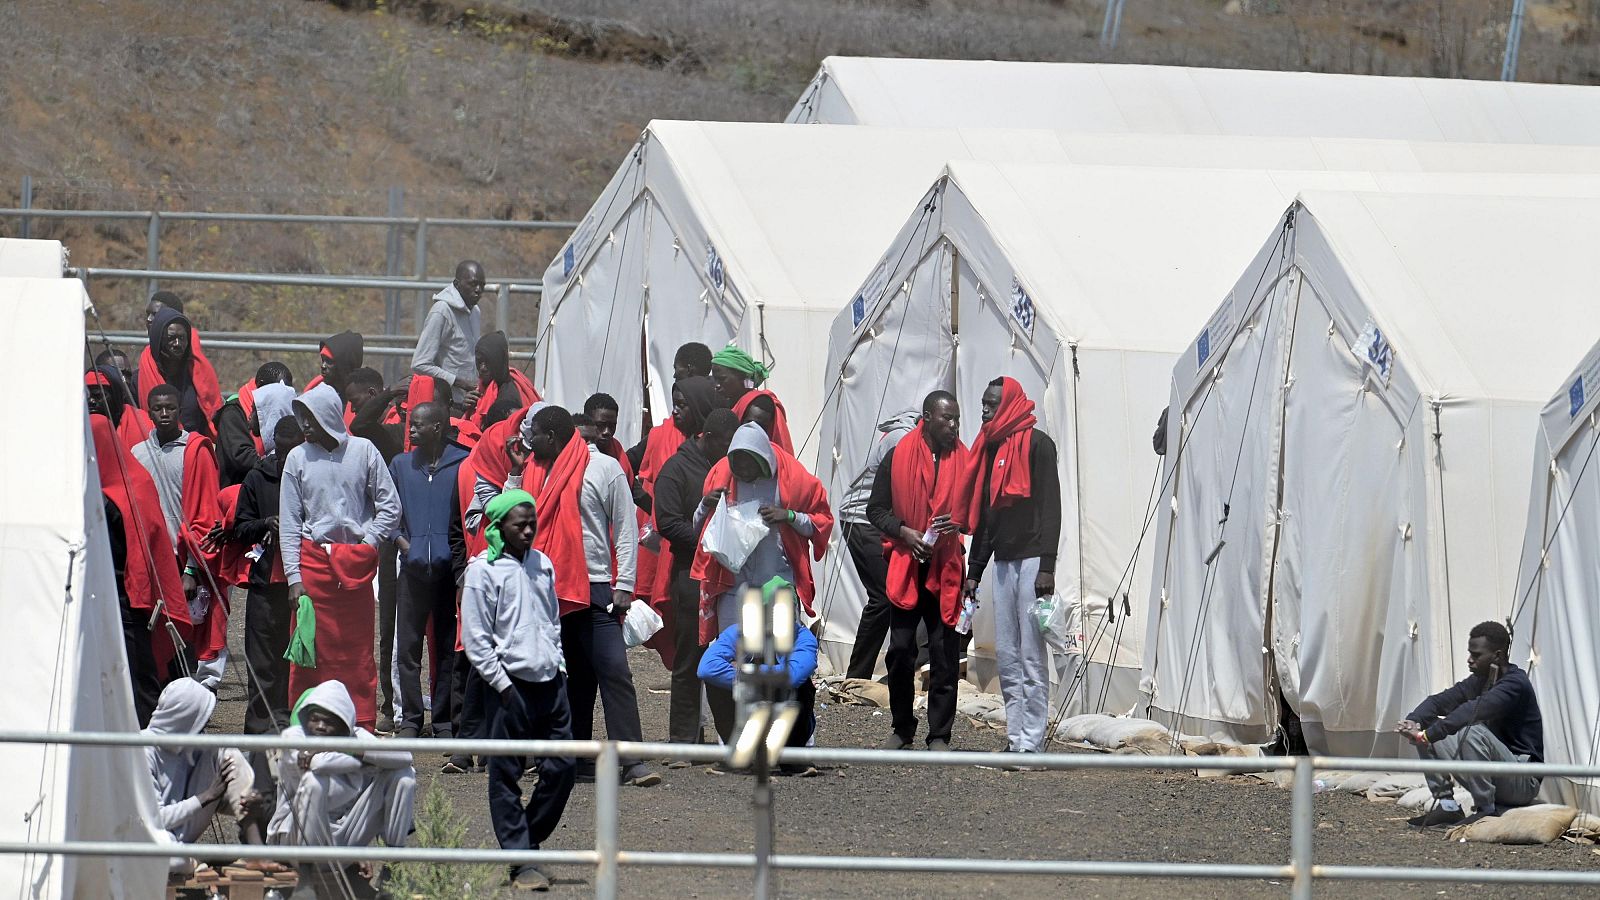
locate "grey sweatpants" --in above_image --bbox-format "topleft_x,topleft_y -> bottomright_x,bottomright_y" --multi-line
291,766 -> 417,848
1418,723 -> 1540,814
992,557 -> 1050,752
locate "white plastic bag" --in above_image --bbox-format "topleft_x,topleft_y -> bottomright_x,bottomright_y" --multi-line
622,600 -> 665,648
1033,594 -> 1074,654
699,495 -> 768,572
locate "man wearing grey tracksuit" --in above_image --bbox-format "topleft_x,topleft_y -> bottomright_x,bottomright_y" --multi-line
411,260 -> 484,410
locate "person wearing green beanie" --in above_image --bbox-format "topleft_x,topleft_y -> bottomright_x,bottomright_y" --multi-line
460,489 -> 576,891
709,345 -> 770,406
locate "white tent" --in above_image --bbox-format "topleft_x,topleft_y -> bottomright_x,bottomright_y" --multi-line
537,123 -> 1600,448
0,278 -> 165,897
1142,191 -> 1600,757
788,57 -> 1600,147
816,160 -> 1600,703
1511,339 -> 1600,814
0,239 -> 67,277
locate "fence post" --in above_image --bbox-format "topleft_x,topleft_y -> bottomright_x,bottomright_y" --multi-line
146,211 -> 161,299
496,282 -> 510,335
382,187 -> 405,383
413,217 -> 430,331
18,175 -> 31,239
594,742 -> 620,900
1290,757 -> 1314,900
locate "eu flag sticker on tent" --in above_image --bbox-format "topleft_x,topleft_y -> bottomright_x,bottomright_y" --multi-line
705,242 -> 726,297
1351,318 -> 1394,385
1572,376 -> 1586,419
1010,277 -> 1035,338
1197,329 -> 1212,369
852,293 -> 866,328
562,243 -> 576,279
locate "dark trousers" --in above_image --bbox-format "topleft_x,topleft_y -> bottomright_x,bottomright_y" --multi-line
119,591 -> 160,729
376,540 -> 398,723
886,577 -> 961,744
844,521 -> 896,679
486,673 -> 576,855
563,584 -> 645,769
395,568 -> 459,733
667,566 -> 707,743
448,660 -> 488,765
244,582 -> 293,789
706,679 -> 816,747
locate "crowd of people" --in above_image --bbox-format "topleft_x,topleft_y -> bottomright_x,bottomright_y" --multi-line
84,258 -> 1544,893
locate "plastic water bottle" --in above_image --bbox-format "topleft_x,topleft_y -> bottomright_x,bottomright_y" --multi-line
920,525 -> 939,546
955,598 -> 976,635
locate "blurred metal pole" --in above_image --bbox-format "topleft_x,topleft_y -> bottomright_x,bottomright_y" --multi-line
1100,0 -> 1127,49
146,211 -> 161,299
1501,0 -> 1527,81
413,217 -> 430,330
595,742 -> 620,900
383,186 -> 405,382
18,176 -> 31,239
1290,757 -> 1315,900
496,281 -> 511,335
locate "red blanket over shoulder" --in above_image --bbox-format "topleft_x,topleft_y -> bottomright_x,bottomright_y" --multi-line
288,540 -> 381,730
137,344 -> 222,437
691,446 -> 832,643
732,389 -> 794,455
885,424 -> 969,628
523,432 -> 591,616
960,377 -> 1036,526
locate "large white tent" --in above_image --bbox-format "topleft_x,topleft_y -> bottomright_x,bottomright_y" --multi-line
788,56 -> 1600,147
0,238 -> 66,277
537,122 -> 1600,448
1511,339 -> 1600,814
1142,191 -> 1600,757
0,277 -> 166,898
816,160 -> 1600,703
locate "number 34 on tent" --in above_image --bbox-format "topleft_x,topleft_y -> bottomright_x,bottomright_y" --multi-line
1009,276 -> 1036,338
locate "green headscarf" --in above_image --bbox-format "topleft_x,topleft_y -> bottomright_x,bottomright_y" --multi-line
711,345 -> 769,385
761,575 -> 794,603
485,489 -> 537,563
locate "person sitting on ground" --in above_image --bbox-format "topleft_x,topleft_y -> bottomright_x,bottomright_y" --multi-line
461,490 -> 576,892
145,679 -> 274,874
697,576 -> 819,768
268,680 -> 416,895
1397,620 -> 1544,828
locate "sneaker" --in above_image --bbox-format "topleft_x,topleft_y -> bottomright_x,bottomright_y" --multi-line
623,765 -> 662,787
376,713 -> 397,735
442,756 -> 472,774
509,864 -> 551,891
879,734 -> 912,751
1407,806 -> 1466,828
926,738 -> 951,754
394,725 -> 420,740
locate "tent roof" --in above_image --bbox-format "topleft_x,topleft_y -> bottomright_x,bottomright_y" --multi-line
791,57 -> 1600,146
642,120 -> 1600,318
0,238 -> 67,278
1293,190 -> 1600,403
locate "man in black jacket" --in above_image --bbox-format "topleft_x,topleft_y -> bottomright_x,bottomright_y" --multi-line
229,415 -> 305,787
650,408 -> 739,744
1398,621 -> 1544,827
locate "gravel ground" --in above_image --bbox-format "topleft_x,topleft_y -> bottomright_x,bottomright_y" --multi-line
204,615 -> 1599,899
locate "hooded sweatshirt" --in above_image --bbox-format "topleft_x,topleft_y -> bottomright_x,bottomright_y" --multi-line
412,283 -> 482,402
142,679 -> 219,836
389,442 -> 469,580
233,450 -> 288,588
839,410 -> 920,526
461,545 -> 565,693
309,331 -> 364,393
253,382 -> 296,455
266,680 -> 412,841
278,383 -> 401,584
706,424 -> 814,593
141,306 -> 222,436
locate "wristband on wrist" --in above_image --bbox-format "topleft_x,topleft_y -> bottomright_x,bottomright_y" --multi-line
787,509 -> 796,523
183,565 -> 199,577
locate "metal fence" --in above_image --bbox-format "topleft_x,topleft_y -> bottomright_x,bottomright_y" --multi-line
3,729 -> 1599,899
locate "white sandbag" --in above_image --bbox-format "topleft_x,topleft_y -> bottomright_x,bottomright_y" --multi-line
981,706 -> 1009,725
1397,785 -> 1473,813
1447,805 -> 1578,845
1325,771 -> 1386,794
1563,812 -> 1600,843
1366,773 -> 1427,800
1057,713 -> 1110,744
827,677 -> 890,708
1083,716 -> 1170,751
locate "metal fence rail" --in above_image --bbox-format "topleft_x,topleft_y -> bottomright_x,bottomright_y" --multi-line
96,331 -> 535,362
3,730 -> 1599,900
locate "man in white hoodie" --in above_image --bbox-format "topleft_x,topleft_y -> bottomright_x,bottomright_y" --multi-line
269,680 -> 416,888
144,679 -> 265,873
280,383 -> 402,731
412,259 -> 484,412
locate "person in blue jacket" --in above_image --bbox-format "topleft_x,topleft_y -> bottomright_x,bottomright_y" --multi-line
698,577 -> 819,772
389,401 -> 470,741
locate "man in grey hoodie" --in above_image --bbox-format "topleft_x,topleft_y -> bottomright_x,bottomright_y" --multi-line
412,260 -> 485,412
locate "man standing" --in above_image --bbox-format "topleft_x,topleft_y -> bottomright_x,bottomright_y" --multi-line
343,365 -> 405,730
510,406 -> 658,787
1398,621 -> 1544,828
389,402 -> 469,740
466,331 -> 538,431
133,384 -> 227,686
868,391 -> 967,752
461,490 -> 575,892
963,377 -> 1061,758
652,408 -> 739,743
230,415 -> 304,786
313,330 -> 365,398
280,383 -> 401,730
838,409 -> 921,680
141,305 -> 222,438
412,260 -> 485,412
672,342 -> 713,381
215,362 -> 294,488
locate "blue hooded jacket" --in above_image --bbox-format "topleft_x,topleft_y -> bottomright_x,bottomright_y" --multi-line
389,442 -> 469,579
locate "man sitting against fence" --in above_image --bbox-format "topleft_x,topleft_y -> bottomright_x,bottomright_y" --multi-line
1396,621 -> 1544,828
268,680 -> 417,894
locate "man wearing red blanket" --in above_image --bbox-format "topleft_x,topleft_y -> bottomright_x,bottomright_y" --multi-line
280,383 -> 401,730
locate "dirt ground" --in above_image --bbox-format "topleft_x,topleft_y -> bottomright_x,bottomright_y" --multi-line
204,622 -> 1599,899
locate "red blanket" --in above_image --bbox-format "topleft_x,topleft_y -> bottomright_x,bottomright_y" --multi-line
173,436 -> 230,663
961,376 -> 1036,526
691,446 -> 832,643
288,540 -> 381,730
638,424 -> 686,666
137,345 -> 222,437
469,369 -> 539,431
524,432 -> 592,616
884,424 -> 969,628
732,389 -> 794,455
236,379 -> 264,455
